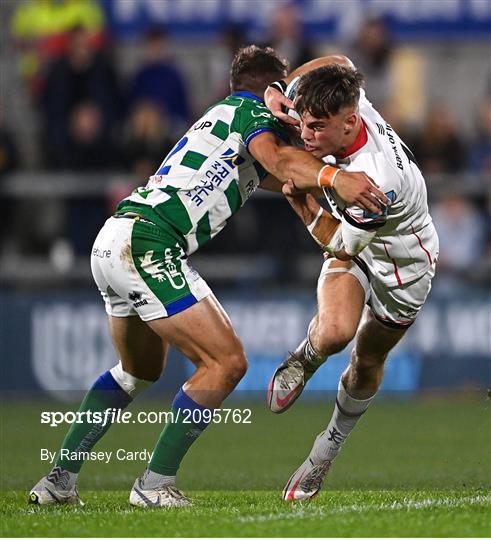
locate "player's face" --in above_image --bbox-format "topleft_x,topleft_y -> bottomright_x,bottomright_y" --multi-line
299,108 -> 356,158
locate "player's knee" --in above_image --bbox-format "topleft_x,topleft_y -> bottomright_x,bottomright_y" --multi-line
314,323 -> 354,356
223,350 -> 248,385
110,362 -> 155,397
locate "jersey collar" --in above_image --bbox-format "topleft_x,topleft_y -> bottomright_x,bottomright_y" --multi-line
336,119 -> 368,159
231,91 -> 264,102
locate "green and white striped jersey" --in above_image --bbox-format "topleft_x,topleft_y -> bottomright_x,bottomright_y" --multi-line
116,92 -> 287,255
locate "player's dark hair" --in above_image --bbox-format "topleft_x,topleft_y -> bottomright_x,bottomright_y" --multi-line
230,45 -> 288,95
295,65 -> 365,118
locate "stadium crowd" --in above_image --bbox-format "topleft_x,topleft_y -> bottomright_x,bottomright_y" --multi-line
0,1 -> 489,289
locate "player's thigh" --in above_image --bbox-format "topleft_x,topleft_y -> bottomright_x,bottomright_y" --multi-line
92,217 -> 243,374
146,294 -> 245,370
108,315 -> 168,381
316,258 -> 369,344
354,309 -> 406,363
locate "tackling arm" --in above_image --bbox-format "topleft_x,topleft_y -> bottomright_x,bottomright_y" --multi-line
249,131 -> 325,191
249,132 -> 387,215
258,174 -> 287,193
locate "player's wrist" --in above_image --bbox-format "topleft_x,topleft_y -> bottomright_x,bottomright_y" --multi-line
268,80 -> 288,94
317,165 -> 341,189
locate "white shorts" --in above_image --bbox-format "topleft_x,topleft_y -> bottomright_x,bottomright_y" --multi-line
320,257 -> 435,329
91,216 -> 212,321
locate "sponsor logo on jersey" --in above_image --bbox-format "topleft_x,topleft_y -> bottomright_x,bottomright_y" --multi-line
385,124 -> 404,171
220,148 -> 245,169
185,159 -> 231,207
139,248 -> 186,289
363,190 -> 396,219
251,110 -> 273,119
193,120 -> 212,131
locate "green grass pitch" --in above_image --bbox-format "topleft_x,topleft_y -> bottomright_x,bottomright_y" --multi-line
1,395 -> 490,536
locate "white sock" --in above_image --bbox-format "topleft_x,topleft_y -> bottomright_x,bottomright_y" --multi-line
110,362 -> 153,398
310,379 -> 376,463
47,466 -> 78,491
140,468 -> 176,490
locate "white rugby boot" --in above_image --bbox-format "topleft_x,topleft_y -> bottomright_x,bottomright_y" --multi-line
29,468 -> 83,505
129,477 -> 192,508
267,338 -> 324,413
282,432 -> 332,501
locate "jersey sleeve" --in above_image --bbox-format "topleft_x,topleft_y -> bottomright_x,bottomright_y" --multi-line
238,103 -> 289,148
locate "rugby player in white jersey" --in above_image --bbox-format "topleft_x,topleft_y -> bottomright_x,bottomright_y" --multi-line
265,57 -> 439,501
29,46 -> 389,508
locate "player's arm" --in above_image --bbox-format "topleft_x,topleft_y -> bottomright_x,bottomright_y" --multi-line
265,55 -> 354,125
282,180 -> 380,260
248,131 -> 386,215
282,182 -> 341,250
258,174 -> 284,192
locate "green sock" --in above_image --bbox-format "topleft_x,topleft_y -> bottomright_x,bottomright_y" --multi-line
148,388 -> 212,475
55,370 -> 133,473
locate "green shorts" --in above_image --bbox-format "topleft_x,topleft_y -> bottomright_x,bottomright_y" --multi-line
91,215 -> 212,320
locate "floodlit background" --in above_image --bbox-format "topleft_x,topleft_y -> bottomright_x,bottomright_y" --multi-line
0,0 -> 489,402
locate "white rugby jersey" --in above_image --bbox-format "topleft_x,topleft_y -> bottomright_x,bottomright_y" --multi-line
324,89 -> 439,287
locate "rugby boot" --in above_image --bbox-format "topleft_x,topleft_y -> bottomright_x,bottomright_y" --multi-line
282,431 -> 333,501
267,338 -> 324,413
129,477 -> 192,508
29,469 -> 83,506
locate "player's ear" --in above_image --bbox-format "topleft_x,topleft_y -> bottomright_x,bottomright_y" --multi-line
344,111 -> 357,134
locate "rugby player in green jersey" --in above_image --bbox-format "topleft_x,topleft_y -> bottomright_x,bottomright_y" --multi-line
30,46 -> 388,508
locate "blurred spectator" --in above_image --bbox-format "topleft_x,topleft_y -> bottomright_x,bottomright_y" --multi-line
127,28 -> 190,131
109,101 -> 176,213
120,100 -> 174,179
482,196 -> 491,282
411,103 -> 467,174
468,95 -> 491,175
11,0 -> 105,98
349,17 -> 394,110
261,3 -> 314,70
431,194 -> 486,289
66,102 -> 117,170
378,103 -> 418,153
209,23 -> 247,102
41,25 -> 120,170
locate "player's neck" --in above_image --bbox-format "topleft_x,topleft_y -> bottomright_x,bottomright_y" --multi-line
336,118 -> 367,159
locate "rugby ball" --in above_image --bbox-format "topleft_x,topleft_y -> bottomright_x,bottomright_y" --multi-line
283,75 -> 301,121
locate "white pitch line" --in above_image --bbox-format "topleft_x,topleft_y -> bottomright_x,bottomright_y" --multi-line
238,495 -> 491,524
